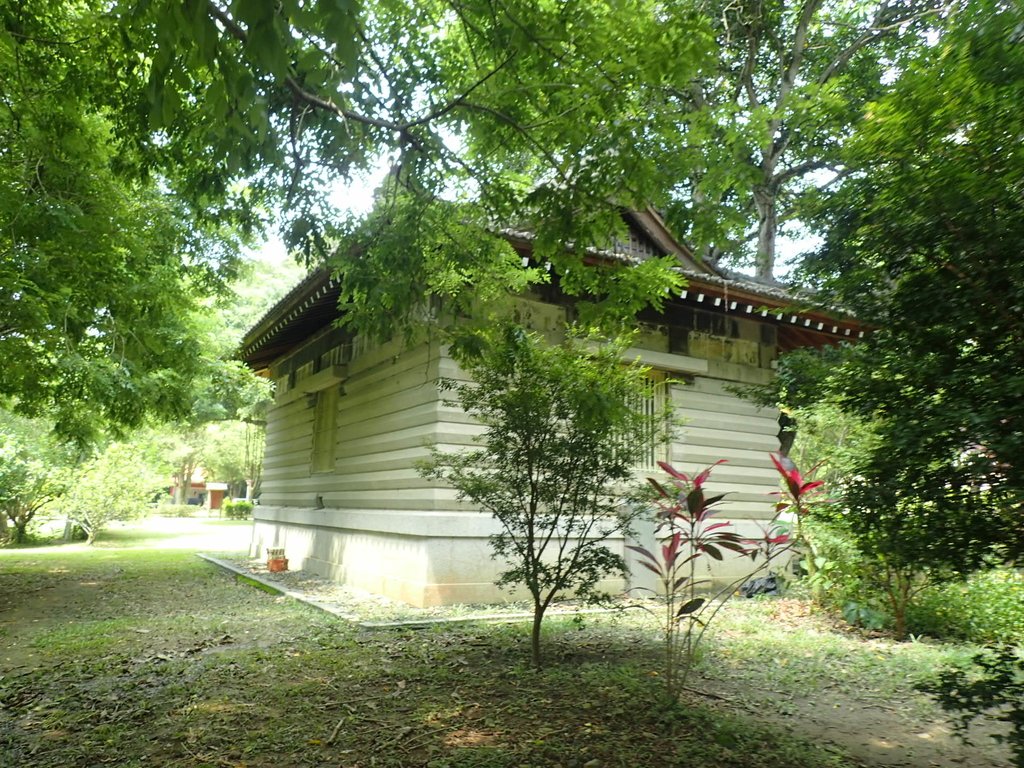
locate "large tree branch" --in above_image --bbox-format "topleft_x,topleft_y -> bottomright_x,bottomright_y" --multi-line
732,28 -> 761,107
206,2 -> 405,134
459,101 -> 568,185
6,30 -> 93,46
447,0 -> 486,69
778,0 -> 825,110
816,2 -> 943,85
773,158 -> 833,186
817,28 -> 879,85
403,52 -> 515,129
766,0 -> 824,145
736,182 -> 837,246
207,0 -> 518,155
689,79 -> 707,109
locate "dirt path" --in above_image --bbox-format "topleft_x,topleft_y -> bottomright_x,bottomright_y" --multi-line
717,682 -> 1004,768
697,600 -> 1013,768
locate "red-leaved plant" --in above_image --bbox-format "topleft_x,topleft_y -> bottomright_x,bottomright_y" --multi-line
769,452 -> 825,517
769,452 -> 830,601
629,454 -> 821,701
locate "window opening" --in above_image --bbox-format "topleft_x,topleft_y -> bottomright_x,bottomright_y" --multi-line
619,370 -> 668,471
311,386 -> 338,473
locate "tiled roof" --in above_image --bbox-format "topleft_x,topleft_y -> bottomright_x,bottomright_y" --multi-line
240,209 -> 865,367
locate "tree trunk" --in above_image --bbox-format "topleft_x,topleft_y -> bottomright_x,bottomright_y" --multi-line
885,565 -> 911,641
777,411 -> 797,456
897,571 -> 913,640
531,604 -> 546,669
11,518 -> 28,544
894,612 -> 906,640
174,462 -> 195,505
752,185 -> 778,280
244,422 -> 264,501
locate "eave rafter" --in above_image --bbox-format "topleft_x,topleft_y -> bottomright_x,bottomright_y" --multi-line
239,209 -> 867,367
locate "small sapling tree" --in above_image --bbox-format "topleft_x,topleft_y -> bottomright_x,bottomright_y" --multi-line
824,456 -> 1007,640
422,325 -> 669,668
0,411 -> 71,544
62,441 -> 164,544
630,453 -> 821,700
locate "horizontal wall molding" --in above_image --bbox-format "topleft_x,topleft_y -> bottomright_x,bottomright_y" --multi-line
275,364 -> 349,406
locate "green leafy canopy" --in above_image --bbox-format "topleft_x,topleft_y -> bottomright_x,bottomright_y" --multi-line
420,324 -> 671,666
1,1 -> 254,443
794,0 -> 1024,567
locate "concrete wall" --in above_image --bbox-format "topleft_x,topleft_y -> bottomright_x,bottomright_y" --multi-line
251,298 -> 784,606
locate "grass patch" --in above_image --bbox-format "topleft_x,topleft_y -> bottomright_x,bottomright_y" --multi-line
234,573 -> 283,594
0,523 -> 1016,768
29,617 -> 144,655
687,600 -> 978,729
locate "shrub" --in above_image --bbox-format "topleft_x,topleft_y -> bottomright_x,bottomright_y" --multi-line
798,519 -> 1024,643
795,519 -> 865,600
154,503 -> 198,518
907,567 -> 1024,644
421,325 -> 669,669
797,519 -> 893,630
222,500 -> 254,520
629,453 -> 820,701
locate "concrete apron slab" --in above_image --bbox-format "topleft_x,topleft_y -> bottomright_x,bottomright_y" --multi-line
198,554 -> 360,620
197,553 -> 617,630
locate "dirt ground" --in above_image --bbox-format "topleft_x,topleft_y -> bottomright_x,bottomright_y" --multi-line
0,520 -> 1014,768
708,662 -> 1010,767
698,600 -> 1013,768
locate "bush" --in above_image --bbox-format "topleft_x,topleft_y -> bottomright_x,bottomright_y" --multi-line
803,517 -> 1024,642
222,500 -> 254,520
797,519 -> 885,622
154,503 -> 198,518
59,442 -> 163,543
796,520 -> 918,634
907,567 -> 1024,644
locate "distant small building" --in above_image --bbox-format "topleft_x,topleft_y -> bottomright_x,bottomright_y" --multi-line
205,482 -> 229,511
169,469 -> 228,510
169,466 -> 206,506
